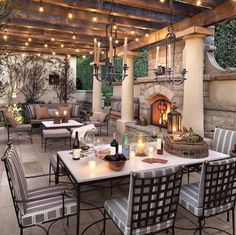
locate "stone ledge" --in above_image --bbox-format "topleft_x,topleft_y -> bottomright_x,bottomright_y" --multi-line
205,102 -> 236,112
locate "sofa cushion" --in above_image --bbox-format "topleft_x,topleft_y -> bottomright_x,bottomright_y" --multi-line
6,113 -> 18,127
35,107 -> 49,119
24,104 -> 39,120
71,104 -> 80,118
58,106 -> 71,118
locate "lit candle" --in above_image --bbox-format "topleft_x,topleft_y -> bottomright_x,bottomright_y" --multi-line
136,139 -> 145,155
130,151 -> 135,159
55,111 -> 59,116
63,110 -> 67,116
97,41 -> 101,63
155,46 -> 159,68
109,36 -> 113,64
88,160 -> 96,169
123,37 -> 127,65
168,44 -> 171,69
148,147 -> 154,158
94,38 -> 97,63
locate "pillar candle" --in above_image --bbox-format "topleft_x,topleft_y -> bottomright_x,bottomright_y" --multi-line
155,46 -> 159,68
94,38 -> 97,63
168,44 -> 171,69
109,36 -> 113,64
123,37 -> 127,65
97,41 -> 101,63
136,139 -> 145,154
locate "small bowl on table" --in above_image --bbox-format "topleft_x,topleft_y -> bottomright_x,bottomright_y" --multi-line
104,154 -> 127,171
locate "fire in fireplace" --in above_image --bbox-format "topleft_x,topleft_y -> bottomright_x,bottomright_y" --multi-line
149,95 -> 171,128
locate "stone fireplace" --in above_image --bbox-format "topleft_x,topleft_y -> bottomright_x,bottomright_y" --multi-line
149,94 -> 171,128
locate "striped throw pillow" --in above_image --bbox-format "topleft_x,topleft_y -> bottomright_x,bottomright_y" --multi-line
24,104 -> 38,120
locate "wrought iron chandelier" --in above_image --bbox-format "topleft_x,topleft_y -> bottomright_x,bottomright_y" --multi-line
154,0 -> 187,85
93,0 -> 128,83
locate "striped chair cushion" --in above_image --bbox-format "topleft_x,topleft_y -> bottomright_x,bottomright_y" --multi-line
71,104 -> 80,118
22,184 -> 77,227
6,146 -> 28,207
179,182 -> 234,217
104,197 -> 173,235
213,128 -> 236,155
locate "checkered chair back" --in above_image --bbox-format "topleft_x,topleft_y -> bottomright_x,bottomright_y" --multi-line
213,128 -> 236,155
126,165 -> 183,233
198,157 -> 236,217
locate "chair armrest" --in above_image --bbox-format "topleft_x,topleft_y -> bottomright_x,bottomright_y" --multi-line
25,173 -> 50,179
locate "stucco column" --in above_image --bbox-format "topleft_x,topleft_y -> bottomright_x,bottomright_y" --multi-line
183,34 -> 206,136
92,67 -> 102,112
117,51 -> 137,134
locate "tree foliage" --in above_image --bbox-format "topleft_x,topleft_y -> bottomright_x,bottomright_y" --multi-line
134,48 -> 148,78
76,56 -> 93,90
215,19 -> 236,69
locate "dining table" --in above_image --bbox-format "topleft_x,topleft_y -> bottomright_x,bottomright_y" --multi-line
56,144 -> 229,235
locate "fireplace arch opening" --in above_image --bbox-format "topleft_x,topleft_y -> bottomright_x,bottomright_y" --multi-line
148,94 -> 171,128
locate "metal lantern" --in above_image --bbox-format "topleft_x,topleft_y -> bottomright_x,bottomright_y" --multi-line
167,105 -> 181,134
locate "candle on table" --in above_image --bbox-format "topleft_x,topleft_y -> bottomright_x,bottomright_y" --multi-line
148,147 -> 154,158
130,151 -> 135,159
55,111 -> 59,116
136,139 -> 145,155
88,160 -> 96,169
63,110 -> 67,116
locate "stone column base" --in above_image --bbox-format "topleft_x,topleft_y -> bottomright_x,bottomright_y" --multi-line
116,119 -> 135,134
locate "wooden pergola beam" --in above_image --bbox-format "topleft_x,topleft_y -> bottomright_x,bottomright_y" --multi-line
120,1 -> 236,52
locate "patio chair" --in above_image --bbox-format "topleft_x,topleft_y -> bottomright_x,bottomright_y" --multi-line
1,143 -> 77,235
104,165 -> 184,235
178,157 -> 236,235
0,110 -> 32,143
213,127 -> 236,154
85,106 -> 111,136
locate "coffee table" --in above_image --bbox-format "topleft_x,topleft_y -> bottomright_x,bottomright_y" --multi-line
42,119 -> 83,129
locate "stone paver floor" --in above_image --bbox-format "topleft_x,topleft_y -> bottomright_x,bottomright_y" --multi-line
0,126 -> 232,235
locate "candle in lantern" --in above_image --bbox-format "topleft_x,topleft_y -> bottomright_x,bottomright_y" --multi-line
123,37 -> 127,65
63,110 -> 67,116
109,36 -> 113,64
88,160 -> 96,169
136,139 -> 145,155
55,111 -> 59,116
155,46 -> 159,68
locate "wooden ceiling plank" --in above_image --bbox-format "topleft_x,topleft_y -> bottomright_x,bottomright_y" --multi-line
120,1 -> 236,52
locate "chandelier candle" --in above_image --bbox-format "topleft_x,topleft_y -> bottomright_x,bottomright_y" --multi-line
155,46 -> 159,68
109,36 -> 113,63
123,37 -> 128,65
97,42 -> 101,63
94,38 -> 97,63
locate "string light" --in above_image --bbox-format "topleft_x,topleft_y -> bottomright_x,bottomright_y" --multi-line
67,54 -> 71,58
25,42 -> 29,46
39,0 -> 44,12
52,51 -> 56,55
92,16 -> 97,22
44,44 -> 48,48
76,49 -> 80,53
3,34 -> 7,41
196,0 -> 201,5
135,37 -> 139,42
82,55 -> 86,59
113,25 -> 117,30
37,53 -> 41,56
115,39 -> 119,44
72,34 -> 76,40
89,51 -> 93,55
28,35 -> 32,42
22,53 -> 25,57
51,37 -> 55,41
145,33 -> 149,37
68,12 -> 73,19
160,0 -> 165,2
131,30 -> 135,35
61,44 -> 64,48
101,51 -> 104,55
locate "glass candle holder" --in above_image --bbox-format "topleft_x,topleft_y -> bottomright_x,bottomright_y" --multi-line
135,134 -> 148,157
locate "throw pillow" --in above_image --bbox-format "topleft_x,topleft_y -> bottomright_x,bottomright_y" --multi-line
6,113 -> 18,127
24,104 -> 39,120
58,106 -> 71,118
71,104 -> 80,118
35,107 -> 49,119
92,112 -> 107,123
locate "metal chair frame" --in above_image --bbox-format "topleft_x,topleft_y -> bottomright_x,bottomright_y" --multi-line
104,166 -> 184,235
